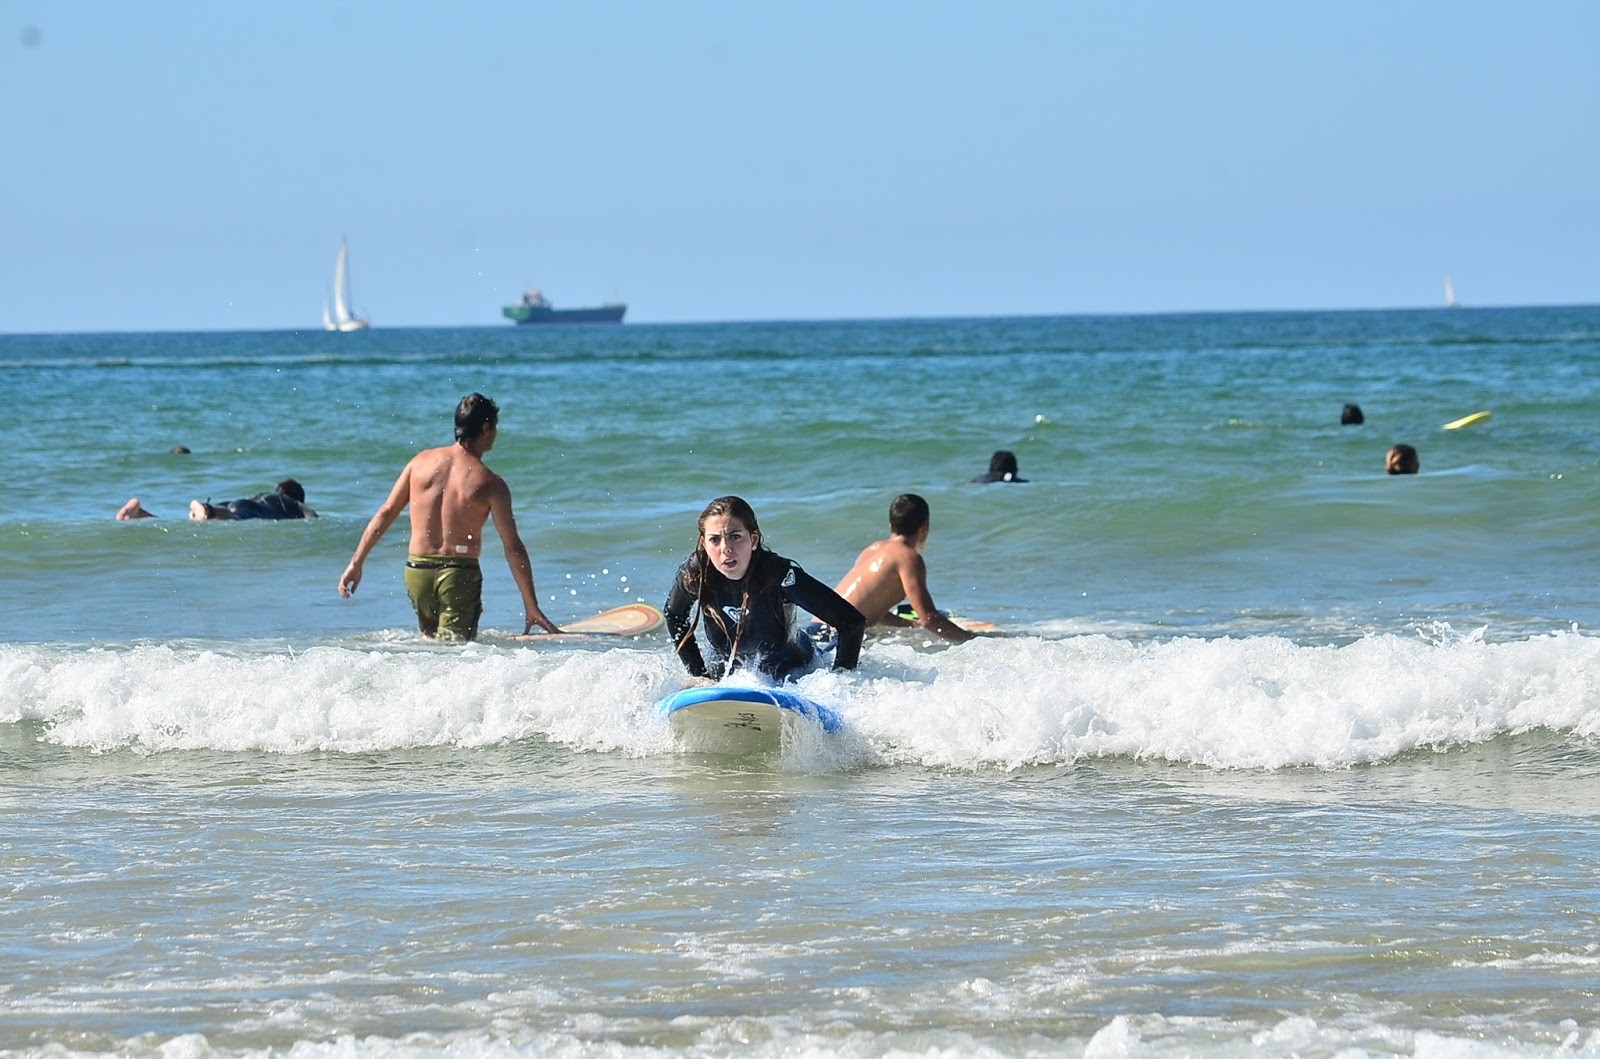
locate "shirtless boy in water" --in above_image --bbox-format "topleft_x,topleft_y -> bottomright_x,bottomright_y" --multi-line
337,393 -> 560,641
832,493 -> 975,644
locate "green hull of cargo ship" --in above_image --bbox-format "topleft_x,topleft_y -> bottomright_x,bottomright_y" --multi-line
503,303 -> 626,325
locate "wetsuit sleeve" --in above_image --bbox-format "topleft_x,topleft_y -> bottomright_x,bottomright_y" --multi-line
663,564 -> 709,678
782,562 -> 866,671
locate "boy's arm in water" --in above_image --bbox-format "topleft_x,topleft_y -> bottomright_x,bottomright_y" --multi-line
899,552 -> 975,643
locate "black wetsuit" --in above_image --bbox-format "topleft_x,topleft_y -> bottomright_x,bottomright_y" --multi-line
664,552 -> 866,681
216,491 -> 310,520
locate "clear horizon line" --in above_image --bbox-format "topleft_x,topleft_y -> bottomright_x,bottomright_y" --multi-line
3,299 -> 1597,339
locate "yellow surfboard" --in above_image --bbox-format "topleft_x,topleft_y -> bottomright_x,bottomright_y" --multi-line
1443,410 -> 1492,430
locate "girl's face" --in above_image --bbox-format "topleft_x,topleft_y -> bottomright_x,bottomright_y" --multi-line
701,513 -> 756,581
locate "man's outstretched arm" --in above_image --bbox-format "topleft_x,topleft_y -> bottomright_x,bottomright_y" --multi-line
487,481 -> 561,634
339,463 -> 412,598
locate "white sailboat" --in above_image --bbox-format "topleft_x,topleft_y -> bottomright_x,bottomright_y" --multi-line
323,236 -> 370,331
1444,274 -> 1461,310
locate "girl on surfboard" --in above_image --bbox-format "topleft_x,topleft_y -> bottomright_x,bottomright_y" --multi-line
664,495 -> 866,682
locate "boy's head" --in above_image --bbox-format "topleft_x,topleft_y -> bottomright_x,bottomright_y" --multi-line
889,493 -> 930,538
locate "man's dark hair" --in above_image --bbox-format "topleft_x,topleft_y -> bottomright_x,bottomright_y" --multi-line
1341,403 -> 1365,425
1387,443 -> 1420,475
888,493 -> 930,538
455,393 -> 499,443
989,450 -> 1019,477
276,478 -> 306,503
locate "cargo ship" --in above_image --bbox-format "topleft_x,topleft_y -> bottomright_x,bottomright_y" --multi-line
503,288 -> 626,325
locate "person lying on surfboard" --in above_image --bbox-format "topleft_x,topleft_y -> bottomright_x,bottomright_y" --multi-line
664,495 -> 865,682
117,479 -> 316,521
831,493 -> 975,644
188,478 -> 316,521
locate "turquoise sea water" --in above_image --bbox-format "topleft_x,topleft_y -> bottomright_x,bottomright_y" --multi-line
2,309 -> 1599,1056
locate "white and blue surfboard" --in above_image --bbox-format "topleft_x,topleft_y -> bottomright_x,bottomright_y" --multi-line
656,686 -> 843,752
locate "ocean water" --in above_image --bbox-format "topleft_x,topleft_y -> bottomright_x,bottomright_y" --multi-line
2,308 -> 1599,1057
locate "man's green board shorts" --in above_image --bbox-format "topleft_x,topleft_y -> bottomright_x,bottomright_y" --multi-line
404,555 -> 483,641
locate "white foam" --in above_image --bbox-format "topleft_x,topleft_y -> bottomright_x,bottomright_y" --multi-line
846,628 -> 1600,769
0,642 -> 684,757
35,1016 -> 1596,1059
3,627 -> 1597,769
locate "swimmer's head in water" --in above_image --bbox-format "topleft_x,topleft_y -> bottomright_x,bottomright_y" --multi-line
1385,443 -> 1420,475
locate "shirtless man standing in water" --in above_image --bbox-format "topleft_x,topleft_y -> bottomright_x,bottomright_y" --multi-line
337,393 -> 560,641
832,493 -> 975,644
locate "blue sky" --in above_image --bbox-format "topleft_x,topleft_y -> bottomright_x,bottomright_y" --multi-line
2,1 -> 1595,332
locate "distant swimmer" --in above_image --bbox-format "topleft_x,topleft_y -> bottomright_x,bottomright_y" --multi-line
116,479 -> 315,521
338,393 -> 559,642
1341,403 -> 1365,425
1385,444 -> 1420,475
664,495 -> 865,682
972,450 -> 1027,484
833,493 -> 975,643
189,479 -> 316,521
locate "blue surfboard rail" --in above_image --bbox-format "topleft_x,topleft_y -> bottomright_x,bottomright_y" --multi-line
656,686 -> 844,734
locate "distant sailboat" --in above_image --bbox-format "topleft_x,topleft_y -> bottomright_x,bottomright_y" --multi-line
1444,274 -> 1461,310
323,237 -> 370,331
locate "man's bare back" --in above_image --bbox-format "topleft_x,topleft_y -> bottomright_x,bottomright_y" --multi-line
836,538 -> 925,624
400,443 -> 501,559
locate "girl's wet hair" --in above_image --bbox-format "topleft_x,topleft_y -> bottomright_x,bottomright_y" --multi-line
455,393 -> 499,443
676,495 -> 781,674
